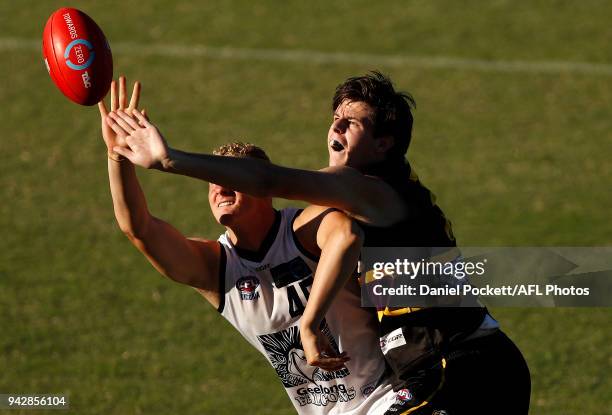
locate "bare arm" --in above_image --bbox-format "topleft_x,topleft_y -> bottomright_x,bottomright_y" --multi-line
108,159 -> 221,305
108,110 -> 407,226
99,78 -> 220,307
169,151 -> 405,226
296,207 -> 364,370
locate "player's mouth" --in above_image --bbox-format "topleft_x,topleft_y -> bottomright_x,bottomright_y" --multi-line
330,139 -> 345,152
218,200 -> 235,208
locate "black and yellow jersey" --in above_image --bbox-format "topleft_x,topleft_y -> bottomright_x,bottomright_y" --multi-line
359,160 -> 456,249
358,160 -> 487,379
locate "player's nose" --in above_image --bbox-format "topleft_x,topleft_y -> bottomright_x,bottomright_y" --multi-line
211,183 -> 235,196
332,118 -> 347,134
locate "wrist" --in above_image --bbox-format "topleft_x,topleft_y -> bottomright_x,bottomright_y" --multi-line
159,148 -> 176,171
300,317 -> 320,334
108,150 -> 125,162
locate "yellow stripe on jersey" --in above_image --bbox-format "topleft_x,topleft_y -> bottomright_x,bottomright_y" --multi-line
377,307 -> 423,322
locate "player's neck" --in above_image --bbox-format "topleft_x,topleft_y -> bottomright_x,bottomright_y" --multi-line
227,208 -> 277,252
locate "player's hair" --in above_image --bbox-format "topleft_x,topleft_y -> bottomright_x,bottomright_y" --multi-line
332,71 -> 416,162
213,142 -> 271,162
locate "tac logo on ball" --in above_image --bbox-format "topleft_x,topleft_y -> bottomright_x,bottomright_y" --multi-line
64,39 -> 95,71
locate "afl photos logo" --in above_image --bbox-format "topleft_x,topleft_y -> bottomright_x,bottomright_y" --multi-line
64,39 -> 95,70
236,276 -> 260,300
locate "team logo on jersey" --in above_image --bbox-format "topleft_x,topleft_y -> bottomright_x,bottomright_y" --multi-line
385,387 -> 418,413
236,276 -> 260,300
257,323 -> 349,388
395,388 -> 413,402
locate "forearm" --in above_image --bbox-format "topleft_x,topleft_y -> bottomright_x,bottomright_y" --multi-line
160,149 -> 404,225
107,108 -> 407,225
108,158 -> 152,237
162,148 -> 278,197
163,150 -> 370,217
301,231 -> 362,331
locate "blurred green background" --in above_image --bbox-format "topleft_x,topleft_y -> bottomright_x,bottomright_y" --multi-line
1,1 -> 610,413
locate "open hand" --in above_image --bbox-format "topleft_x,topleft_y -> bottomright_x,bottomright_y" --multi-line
301,326 -> 350,372
98,76 -> 141,158
105,109 -> 170,170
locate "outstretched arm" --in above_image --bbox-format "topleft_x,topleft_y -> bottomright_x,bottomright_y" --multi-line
99,78 -> 220,307
107,110 -> 407,226
297,208 -> 364,371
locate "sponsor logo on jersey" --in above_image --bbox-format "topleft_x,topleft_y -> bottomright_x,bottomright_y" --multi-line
379,327 -> 407,354
270,256 -> 312,288
257,323 -> 349,388
295,383 -> 357,407
236,276 -> 260,300
360,382 -> 376,397
255,263 -> 270,272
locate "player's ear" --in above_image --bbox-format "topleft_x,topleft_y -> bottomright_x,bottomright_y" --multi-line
375,135 -> 394,155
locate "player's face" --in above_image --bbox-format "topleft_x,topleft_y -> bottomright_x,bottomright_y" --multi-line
208,183 -> 265,227
328,100 -> 384,169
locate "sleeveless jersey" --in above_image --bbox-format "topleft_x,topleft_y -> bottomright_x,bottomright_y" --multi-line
218,208 -> 398,414
358,161 -> 496,377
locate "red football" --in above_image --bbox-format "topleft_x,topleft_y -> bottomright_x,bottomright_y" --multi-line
42,8 -> 113,106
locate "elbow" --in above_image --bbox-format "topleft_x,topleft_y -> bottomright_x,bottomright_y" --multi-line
116,218 -> 134,238
119,224 -> 141,242
334,219 -> 365,250
349,221 -> 365,249
117,216 -> 151,241
120,227 -> 139,242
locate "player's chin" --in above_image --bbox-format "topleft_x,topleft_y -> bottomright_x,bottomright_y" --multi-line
328,151 -> 347,167
215,211 -> 237,226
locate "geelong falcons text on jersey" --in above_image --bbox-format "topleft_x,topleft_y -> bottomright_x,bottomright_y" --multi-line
217,208 -> 398,414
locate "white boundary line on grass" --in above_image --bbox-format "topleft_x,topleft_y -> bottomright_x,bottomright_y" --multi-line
3,36 -> 612,76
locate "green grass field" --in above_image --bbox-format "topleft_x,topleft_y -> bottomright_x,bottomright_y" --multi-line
1,1 -> 611,413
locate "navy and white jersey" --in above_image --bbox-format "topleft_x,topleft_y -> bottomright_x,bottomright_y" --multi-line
218,208 -> 397,414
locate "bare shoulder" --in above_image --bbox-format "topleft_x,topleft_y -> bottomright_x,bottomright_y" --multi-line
186,236 -> 222,256
293,205 -> 336,229
318,165 -> 386,183
292,205 -> 338,258
185,237 -> 222,308
316,165 -> 407,226
186,237 -> 223,275
317,165 -> 363,178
